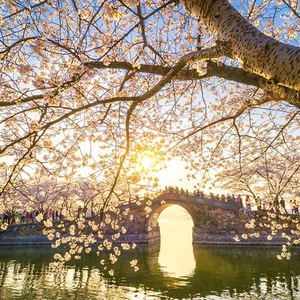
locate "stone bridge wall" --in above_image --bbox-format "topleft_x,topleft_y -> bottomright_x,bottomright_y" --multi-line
0,223 -> 49,245
190,206 -> 296,245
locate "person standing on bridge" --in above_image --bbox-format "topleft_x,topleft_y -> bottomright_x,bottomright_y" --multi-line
279,198 -> 288,214
256,196 -> 261,211
235,194 -> 243,206
245,195 -> 251,211
244,195 -> 252,216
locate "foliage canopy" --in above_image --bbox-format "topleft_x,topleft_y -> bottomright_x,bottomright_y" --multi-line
0,0 -> 299,204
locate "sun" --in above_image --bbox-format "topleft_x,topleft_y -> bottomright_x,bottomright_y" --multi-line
141,155 -> 154,169
137,151 -> 156,172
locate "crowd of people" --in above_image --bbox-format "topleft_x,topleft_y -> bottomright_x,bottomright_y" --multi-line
221,194 -> 299,215
163,185 -> 299,215
0,211 -> 37,225
0,209 -> 63,226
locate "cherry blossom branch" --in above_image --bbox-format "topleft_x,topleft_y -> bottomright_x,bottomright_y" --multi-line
281,0 -> 300,19
251,111 -> 300,162
85,60 -> 299,105
3,0 -> 48,19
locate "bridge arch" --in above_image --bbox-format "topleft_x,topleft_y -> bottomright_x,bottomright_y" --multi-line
147,200 -> 196,230
141,192 -> 242,244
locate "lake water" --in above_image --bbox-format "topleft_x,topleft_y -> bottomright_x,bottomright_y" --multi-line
1,244 -> 300,299
0,206 -> 300,299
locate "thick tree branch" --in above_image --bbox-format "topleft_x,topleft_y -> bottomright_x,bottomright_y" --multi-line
85,60 -> 299,105
3,56 -> 298,110
180,0 -> 300,91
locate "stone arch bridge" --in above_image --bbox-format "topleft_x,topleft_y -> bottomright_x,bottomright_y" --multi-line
119,192 -> 253,244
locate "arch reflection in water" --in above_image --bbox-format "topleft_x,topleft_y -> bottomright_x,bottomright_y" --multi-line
157,205 -> 196,280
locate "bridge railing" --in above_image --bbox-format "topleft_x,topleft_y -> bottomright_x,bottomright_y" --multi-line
119,191 -> 241,210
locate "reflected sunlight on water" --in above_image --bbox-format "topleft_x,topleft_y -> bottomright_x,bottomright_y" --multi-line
158,205 -> 195,280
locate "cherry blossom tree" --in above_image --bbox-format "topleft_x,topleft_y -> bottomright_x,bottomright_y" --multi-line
216,134 -> 300,204
0,0 -> 299,266
14,179 -> 71,212
0,0 -> 299,196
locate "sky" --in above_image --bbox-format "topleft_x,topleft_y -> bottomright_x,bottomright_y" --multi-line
140,155 -> 228,197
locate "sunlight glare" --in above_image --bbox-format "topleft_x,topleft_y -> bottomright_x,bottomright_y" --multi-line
137,150 -> 156,172
141,155 -> 154,170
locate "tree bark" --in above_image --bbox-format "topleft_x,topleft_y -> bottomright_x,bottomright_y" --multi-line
179,0 -> 300,92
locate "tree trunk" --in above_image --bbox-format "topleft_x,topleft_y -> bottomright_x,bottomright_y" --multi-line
179,0 -> 300,92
